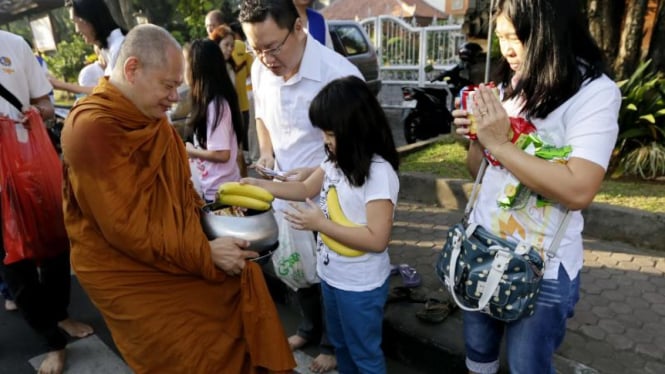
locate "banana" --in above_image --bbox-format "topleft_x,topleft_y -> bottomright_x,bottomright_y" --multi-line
216,182 -> 274,203
321,186 -> 365,257
217,194 -> 271,211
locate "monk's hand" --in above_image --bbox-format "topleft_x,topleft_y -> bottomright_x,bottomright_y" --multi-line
209,237 -> 259,276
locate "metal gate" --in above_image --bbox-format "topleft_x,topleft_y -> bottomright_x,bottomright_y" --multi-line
359,16 -> 465,107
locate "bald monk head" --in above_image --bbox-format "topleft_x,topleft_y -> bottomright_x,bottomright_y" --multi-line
110,24 -> 183,120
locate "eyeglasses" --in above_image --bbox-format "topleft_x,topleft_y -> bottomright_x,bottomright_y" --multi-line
250,28 -> 292,59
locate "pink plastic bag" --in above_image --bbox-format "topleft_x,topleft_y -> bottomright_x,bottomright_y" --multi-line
0,110 -> 69,264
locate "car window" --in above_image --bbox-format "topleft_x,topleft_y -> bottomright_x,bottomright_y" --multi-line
330,25 -> 369,56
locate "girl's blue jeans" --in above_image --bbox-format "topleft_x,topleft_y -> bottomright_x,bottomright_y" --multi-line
463,265 -> 580,374
321,279 -> 389,374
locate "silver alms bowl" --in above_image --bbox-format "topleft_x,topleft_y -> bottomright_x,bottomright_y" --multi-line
200,203 -> 279,264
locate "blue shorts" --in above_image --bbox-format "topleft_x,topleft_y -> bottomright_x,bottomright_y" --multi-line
463,265 -> 580,374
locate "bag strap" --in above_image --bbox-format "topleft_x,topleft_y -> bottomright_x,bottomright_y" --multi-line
0,82 -> 24,112
464,157 -> 571,257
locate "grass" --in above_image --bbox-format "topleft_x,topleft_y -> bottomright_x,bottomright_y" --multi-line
400,137 -> 665,213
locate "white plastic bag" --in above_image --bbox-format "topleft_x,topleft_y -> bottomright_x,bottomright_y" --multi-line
271,210 -> 319,290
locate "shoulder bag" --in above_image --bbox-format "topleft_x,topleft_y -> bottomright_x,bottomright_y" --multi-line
435,159 -> 571,322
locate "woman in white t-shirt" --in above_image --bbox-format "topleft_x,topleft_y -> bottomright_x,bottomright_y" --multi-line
184,40 -> 243,202
242,76 -> 400,374
50,0 -> 126,96
452,0 -> 620,373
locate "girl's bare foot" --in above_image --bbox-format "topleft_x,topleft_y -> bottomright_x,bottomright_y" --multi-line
287,334 -> 307,351
4,299 -> 17,311
309,353 -> 336,373
58,318 -> 94,338
38,349 -> 65,374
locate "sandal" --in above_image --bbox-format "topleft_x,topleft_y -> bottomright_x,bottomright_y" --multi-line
386,286 -> 427,303
416,298 -> 452,324
397,264 -> 421,288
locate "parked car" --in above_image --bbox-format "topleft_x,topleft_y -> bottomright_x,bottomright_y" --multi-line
328,20 -> 381,96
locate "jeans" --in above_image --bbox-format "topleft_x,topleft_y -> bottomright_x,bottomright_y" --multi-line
463,265 -> 580,374
321,279 -> 389,374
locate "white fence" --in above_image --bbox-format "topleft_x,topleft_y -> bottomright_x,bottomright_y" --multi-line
359,16 -> 465,107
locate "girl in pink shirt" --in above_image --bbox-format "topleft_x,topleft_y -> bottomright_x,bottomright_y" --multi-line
185,39 -> 243,201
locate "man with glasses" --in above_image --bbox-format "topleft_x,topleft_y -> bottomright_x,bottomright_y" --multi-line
240,0 -> 362,372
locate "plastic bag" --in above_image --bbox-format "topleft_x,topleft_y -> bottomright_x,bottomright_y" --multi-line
0,110 -> 69,265
271,210 -> 319,290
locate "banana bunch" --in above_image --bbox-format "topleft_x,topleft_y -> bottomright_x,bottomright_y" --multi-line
320,186 -> 365,257
216,182 -> 274,211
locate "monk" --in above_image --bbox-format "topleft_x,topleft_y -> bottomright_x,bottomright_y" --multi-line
61,24 -> 296,373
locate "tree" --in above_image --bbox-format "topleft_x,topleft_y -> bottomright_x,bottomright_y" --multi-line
614,0 -> 649,80
585,0 -> 621,65
647,0 -> 665,72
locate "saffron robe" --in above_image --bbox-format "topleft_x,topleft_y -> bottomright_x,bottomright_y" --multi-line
61,78 -> 295,373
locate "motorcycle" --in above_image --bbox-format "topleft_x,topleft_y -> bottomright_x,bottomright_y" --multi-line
401,42 -> 482,144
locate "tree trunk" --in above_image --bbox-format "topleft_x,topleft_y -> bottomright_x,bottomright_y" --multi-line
586,0 -> 621,65
104,0 -> 135,30
647,0 -> 665,72
614,0 -> 648,80
104,0 -> 128,30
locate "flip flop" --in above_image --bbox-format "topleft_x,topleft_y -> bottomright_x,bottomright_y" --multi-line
390,264 -> 399,276
386,286 -> 428,303
416,298 -> 452,324
397,264 -> 421,288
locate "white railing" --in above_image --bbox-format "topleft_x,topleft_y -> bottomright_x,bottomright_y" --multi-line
359,15 -> 465,87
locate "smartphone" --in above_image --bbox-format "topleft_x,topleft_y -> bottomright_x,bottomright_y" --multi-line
255,165 -> 287,180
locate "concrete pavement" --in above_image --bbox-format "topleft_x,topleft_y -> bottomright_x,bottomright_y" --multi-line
381,199 -> 665,374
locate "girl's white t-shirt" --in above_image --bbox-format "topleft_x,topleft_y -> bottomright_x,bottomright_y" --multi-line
317,156 -> 400,292
471,75 -> 620,280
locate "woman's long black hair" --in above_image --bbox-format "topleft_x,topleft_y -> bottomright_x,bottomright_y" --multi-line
186,39 -> 243,149
495,0 -> 607,119
67,0 -> 126,49
309,76 -> 399,187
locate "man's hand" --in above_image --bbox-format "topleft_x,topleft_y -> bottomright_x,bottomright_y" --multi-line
209,237 -> 259,276
282,167 -> 315,182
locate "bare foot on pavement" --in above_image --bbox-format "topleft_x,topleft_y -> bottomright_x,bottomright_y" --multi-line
38,349 -> 65,374
309,353 -> 336,373
287,334 -> 307,351
4,299 -> 17,311
58,318 -> 94,338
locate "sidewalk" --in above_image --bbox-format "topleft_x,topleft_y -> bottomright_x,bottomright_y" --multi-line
382,199 -> 665,374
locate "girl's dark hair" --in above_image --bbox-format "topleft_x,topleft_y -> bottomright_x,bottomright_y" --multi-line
309,76 -> 399,187
238,0 -> 298,31
186,39 -> 243,150
67,0 -> 126,49
495,0 -> 606,119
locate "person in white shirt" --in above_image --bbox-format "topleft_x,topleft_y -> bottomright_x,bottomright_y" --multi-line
50,0 -> 126,96
452,0 -> 620,373
0,29 -> 93,374
239,0 -> 362,372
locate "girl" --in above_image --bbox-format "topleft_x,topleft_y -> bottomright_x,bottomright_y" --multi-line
185,39 -> 244,202
242,76 -> 400,373
452,0 -> 620,372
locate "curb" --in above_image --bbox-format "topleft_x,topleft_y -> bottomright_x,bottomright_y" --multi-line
397,141 -> 665,251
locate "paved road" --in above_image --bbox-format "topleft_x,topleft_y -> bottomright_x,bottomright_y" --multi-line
0,273 -> 423,374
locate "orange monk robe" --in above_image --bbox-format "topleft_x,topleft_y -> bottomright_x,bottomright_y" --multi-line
61,78 -> 295,374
